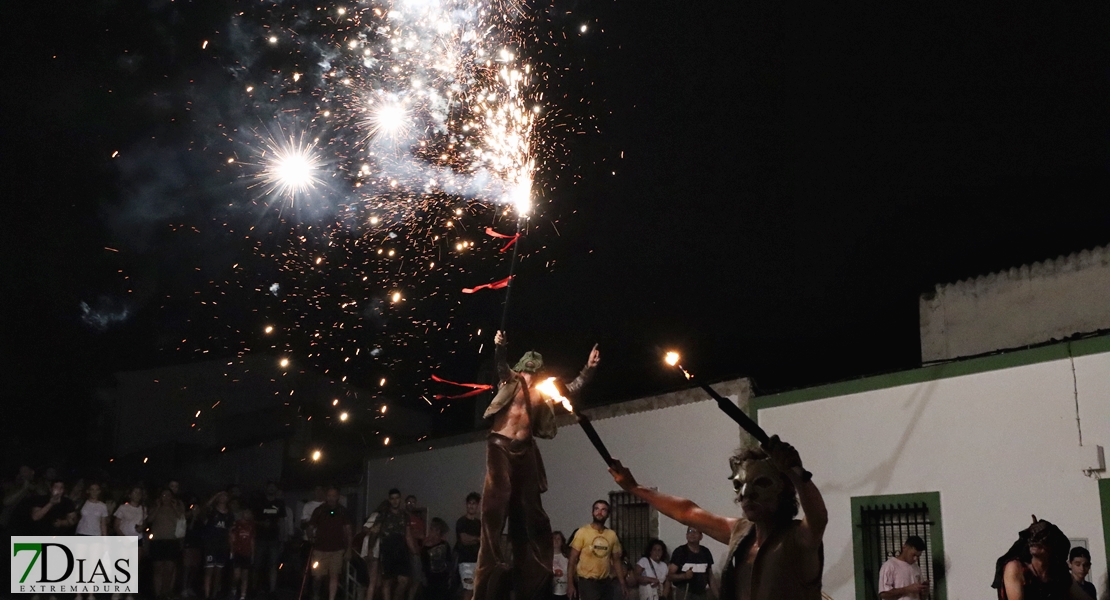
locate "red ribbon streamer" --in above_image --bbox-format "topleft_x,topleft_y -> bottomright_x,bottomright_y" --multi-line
485,227 -> 521,253
462,275 -> 514,294
430,374 -> 494,400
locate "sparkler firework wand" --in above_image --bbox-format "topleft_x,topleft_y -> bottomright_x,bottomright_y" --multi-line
536,376 -> 615,467
663,352 -> 812,481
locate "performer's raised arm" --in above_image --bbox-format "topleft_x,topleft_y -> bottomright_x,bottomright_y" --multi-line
608,460 -> 735,544
610,435 -> 829,599
565,343 -> 600,395
494,330 -> 512,383
765,435 -> 827,545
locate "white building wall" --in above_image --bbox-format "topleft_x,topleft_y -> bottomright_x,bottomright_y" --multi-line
757,346 -> 1109,600
361,344 -> 1109,600
919,245 -> 1110,362
363,384 -> 750,567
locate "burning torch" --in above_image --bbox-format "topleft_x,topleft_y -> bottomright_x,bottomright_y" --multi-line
663,351 -> 812,481
535,377 -> 615,467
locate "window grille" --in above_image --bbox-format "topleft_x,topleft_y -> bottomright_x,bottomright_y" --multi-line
858,502 -> 939,600
608,490 -> 655,561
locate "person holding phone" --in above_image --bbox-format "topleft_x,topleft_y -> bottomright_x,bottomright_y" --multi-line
879,536 -> 928,600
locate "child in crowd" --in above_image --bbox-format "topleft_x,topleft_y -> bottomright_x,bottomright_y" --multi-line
230,508 -> 256,600
202,491 -> 234,600
1068,547 -> 1096,600
421,518 -> 453,600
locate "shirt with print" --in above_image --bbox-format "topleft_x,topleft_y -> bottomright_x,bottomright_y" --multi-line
670,544 -> 714,595
379,508 -> 408,537
203,509 -> 234,553
422,540 -> 453,591
231,519 -> 256,557
570,526 -> 622,580
553,553 -> 569,595
253,498 -> 287,541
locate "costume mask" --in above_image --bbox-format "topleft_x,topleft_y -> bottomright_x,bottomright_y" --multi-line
730,457 -> 784,509
1023,518 -> 1069,559
514,351 -> 544,373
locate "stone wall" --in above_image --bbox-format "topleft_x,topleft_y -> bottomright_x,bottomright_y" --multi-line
920,245 -> 1110,361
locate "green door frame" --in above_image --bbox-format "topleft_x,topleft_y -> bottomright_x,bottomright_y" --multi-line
1101,479 -> 1110,586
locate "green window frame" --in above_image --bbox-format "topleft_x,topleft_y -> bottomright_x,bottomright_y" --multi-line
851,492 -> 947,600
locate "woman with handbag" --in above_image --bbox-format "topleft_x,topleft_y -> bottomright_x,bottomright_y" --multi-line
634,539 -> 671,600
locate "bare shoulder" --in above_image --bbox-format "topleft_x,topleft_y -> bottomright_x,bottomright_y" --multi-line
1002,559 -> 1024,579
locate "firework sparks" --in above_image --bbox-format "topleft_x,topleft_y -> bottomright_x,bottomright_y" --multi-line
156,0 -> 592,451
365,98 -> 413,143
256,132 -> 323,201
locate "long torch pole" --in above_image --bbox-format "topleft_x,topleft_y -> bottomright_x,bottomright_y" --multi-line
666,354 -> 811,481
498,217 -> 524,332
576,413 -> 616,467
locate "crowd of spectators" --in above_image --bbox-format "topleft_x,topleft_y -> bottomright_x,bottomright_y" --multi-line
1,464 -> 309,600
4,463 -> 1102,600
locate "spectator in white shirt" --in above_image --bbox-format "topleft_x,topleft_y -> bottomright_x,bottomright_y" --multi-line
301,486 -> 326,541
115,486 -> 147,537
76,482 -> 109,536
878,536 -> 928,600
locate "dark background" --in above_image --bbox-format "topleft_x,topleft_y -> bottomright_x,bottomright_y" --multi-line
5,0 -> 1109,473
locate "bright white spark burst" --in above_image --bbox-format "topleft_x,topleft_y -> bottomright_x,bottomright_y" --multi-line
237,0 -> 541,213
365,99 -> 412,142
257,133 -> 323,201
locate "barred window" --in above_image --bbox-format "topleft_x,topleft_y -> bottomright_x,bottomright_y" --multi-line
852,493 -> 948,600
608,490 -> 655,561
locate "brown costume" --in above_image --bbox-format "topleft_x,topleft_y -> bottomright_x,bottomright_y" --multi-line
719,518 -> 824,600
472,343 -> 593,600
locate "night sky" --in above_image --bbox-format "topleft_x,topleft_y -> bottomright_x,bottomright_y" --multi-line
6,0 -> 1109,467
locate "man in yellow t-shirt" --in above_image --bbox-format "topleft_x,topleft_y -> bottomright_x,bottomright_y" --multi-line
567,500 -> 628,600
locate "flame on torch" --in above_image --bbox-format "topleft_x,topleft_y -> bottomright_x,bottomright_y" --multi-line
664,351 -> 693,380
538,376 -> 616,466
535,377 -> 574,412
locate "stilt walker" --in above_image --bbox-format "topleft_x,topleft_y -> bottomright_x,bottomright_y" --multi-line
469,218 -> 602,600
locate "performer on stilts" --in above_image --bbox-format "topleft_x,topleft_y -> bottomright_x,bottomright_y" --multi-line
471,330 -> 600,600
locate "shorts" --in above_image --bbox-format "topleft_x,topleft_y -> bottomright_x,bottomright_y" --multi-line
232,555 -> 253,570
254,539 -> 283,568
204,550 -> 230,568
458,562 -> 476,591
379,535 -> 410,579
311,549 -> 345,578
411,552 -> 427,585
150,539 -> 181,562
